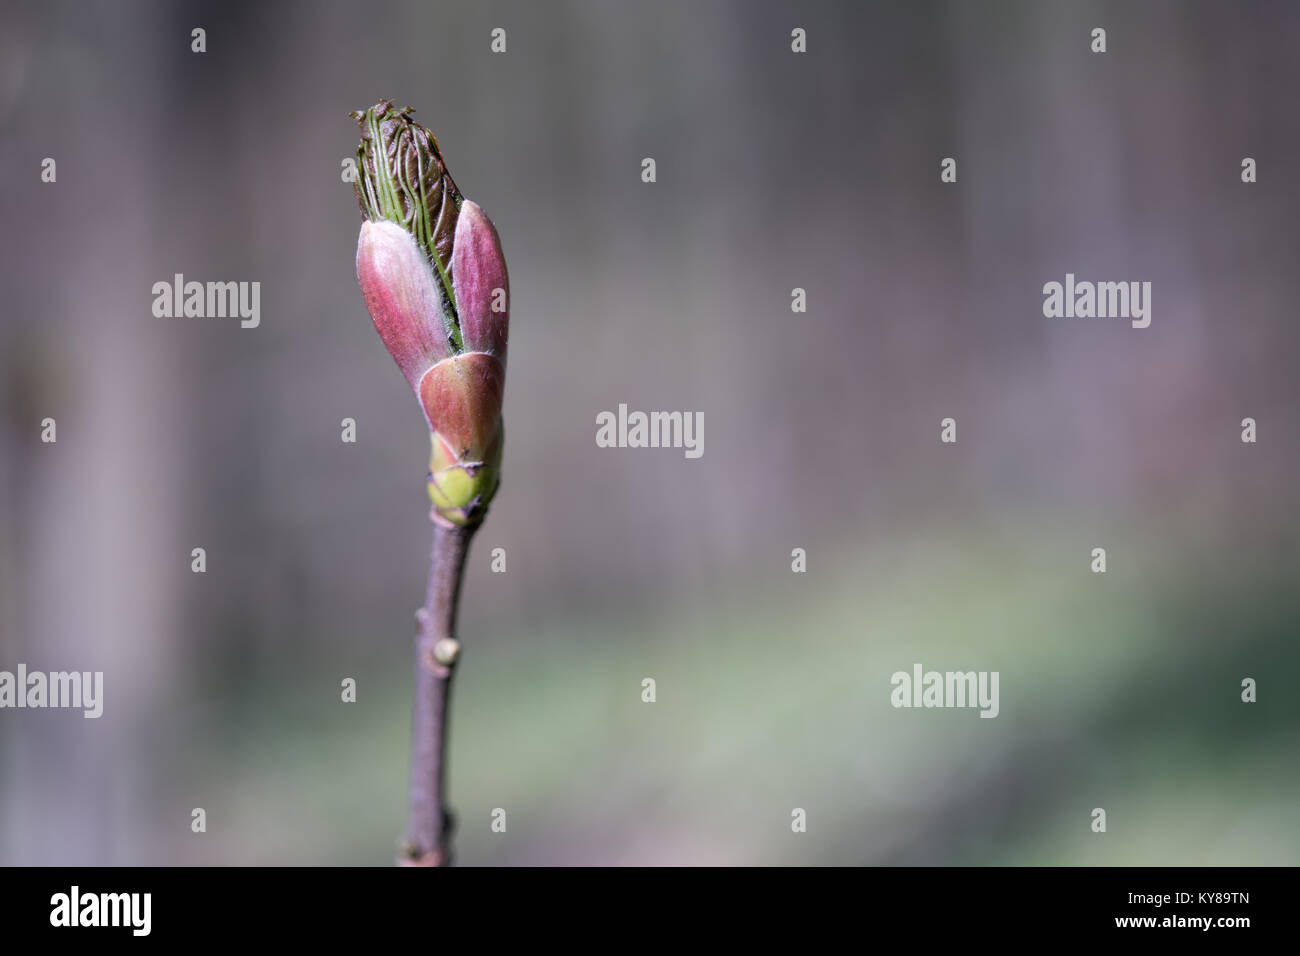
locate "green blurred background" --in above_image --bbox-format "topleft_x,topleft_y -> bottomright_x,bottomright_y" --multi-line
1,0 -> 1297,864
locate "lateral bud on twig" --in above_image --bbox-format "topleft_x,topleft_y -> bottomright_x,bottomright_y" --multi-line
432,638 -> 461,668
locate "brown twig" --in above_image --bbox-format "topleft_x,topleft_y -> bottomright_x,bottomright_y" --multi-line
400,516 -> 475,866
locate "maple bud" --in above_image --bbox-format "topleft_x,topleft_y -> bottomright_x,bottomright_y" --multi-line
351,100 -> 509,526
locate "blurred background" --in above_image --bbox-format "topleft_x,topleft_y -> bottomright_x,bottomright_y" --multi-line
1,0 -> 1298,865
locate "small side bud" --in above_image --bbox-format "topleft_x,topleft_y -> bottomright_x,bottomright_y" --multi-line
433,638 -> 461,667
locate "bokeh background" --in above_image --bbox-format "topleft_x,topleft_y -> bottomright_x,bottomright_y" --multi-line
1,0 -> 1298,865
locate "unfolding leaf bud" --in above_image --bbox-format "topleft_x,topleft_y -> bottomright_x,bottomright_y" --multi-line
351,100 -> 509,526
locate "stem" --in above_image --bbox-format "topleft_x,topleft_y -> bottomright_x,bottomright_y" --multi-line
401,517 -> 476,866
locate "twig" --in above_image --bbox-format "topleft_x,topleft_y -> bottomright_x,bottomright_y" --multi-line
400,516 -> 475,866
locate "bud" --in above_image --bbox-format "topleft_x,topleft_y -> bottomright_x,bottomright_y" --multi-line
351,101 -> 509,526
